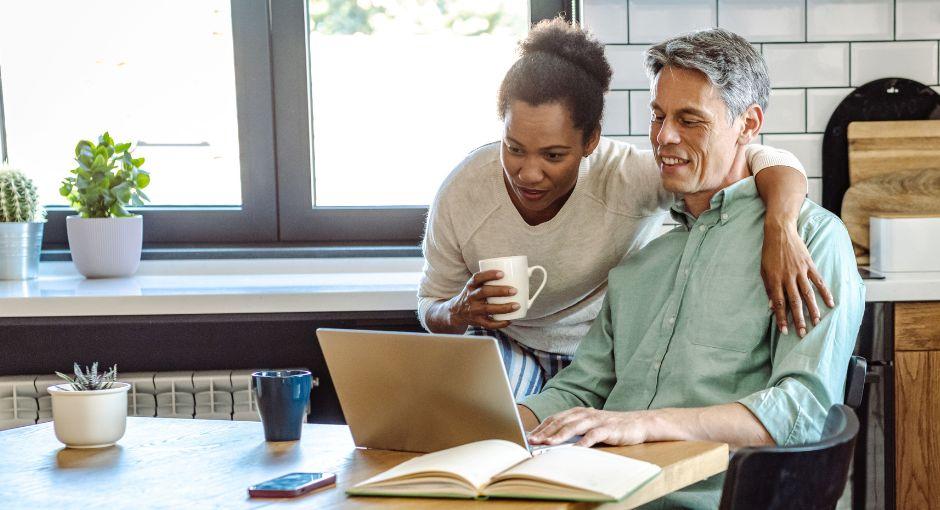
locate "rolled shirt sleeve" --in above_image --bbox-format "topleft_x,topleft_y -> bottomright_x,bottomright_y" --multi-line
738,215 -> 865,446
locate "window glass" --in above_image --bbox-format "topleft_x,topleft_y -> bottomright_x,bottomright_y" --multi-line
308,0 -> 527,206
0,0 -> 241,206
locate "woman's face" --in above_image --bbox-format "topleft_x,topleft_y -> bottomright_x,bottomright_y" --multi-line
500,100 -> 599,225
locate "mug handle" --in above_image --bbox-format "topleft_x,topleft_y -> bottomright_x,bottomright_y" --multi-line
527,265 -> 548,309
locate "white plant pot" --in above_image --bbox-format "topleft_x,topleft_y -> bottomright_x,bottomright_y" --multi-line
49,382 -> 130,448
66,215 -> 142,278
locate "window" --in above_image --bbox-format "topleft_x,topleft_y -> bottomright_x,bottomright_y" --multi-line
0,0 -> 277,245
0,0 -> 574,248
0,1 -> 241,206
308,1 -> 527,207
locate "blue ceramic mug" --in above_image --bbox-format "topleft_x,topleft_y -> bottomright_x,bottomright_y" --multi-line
252,369 -> 312,441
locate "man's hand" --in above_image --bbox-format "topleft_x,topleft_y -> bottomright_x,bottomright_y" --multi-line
527,407 -> 649,448
761,221 -> 835,337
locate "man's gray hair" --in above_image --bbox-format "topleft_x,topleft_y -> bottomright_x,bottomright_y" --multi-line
645,28 -> 770,122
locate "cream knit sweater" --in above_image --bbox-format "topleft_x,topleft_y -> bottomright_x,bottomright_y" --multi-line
418,137 -> 804,355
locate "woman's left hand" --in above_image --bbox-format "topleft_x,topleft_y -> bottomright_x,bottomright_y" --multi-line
761,223 -> 835,337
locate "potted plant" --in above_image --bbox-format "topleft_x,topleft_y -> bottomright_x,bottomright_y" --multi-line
60,132 -> 150,278
0,168 -> 45,280
49,362 -> 130,448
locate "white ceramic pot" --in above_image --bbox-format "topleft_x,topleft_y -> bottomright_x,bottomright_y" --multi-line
49,382 -> 130,448
66,215 -> 142,278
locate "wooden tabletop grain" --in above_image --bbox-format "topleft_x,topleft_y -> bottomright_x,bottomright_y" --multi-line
0,418 -> 728,509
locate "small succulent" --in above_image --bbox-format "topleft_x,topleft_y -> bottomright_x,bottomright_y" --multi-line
55,362 -> 119,391
0,168 -> 45,222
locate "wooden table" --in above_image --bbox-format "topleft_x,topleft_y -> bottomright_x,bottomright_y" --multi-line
0,418 -> 728,509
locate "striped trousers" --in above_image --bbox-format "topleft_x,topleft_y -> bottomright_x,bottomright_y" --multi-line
468,327 -> 574,402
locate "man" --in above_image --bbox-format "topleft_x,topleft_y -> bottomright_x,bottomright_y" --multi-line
516,28 -> 865,507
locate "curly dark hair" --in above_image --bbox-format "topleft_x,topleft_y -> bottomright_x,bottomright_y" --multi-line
497,18 -> 612,143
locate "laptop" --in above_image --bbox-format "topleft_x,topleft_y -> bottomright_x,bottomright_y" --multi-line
316,328 -> 529,453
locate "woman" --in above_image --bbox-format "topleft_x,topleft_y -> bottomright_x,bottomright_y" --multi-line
419,19 -> 831,400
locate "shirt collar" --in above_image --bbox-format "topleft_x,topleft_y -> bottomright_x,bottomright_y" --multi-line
669,177 -> 759,229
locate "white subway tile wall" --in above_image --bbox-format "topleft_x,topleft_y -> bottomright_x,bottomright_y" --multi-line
806,88 -> 854,133
763,89 -> 806,133
602,90 -> 630,135
583,0 -> 940,213
582,0 -> 629,43
629,90 -> 652,135
718,0 -> 805,42
629,0 -> 716,44
763,44 -> 850,88
896,0 -> 940,40
807,0 -> 894,42
606,45 -> 651,88
850,41 -> 939,87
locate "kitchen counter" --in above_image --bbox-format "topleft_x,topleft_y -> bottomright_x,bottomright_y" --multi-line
0,259 -> 936,318
862,270 -> 940,302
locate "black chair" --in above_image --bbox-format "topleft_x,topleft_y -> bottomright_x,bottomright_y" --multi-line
844,355 -> 867,410
718,404 -> 859,510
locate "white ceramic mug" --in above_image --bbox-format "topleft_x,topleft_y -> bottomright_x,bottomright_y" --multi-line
478,255 -> 548,321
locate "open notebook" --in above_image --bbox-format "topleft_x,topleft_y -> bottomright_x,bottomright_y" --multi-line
348,439 -> 662,502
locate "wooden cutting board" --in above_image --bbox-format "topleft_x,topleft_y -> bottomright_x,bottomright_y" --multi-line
847,119 -> 940,184
842,169 -> 940,263
843,119 -> 940,263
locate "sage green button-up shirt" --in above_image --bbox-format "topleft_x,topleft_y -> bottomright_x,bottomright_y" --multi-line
521,177 -> 865,508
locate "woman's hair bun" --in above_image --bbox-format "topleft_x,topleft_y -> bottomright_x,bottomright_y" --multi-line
520,18 -> 612,91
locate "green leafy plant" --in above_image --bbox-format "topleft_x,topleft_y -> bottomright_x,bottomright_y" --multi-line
55,362 -> 119,391
60,132 -> 150,218
0,168 -> 45,222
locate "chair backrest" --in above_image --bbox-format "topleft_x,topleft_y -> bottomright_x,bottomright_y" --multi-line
844,355 -> 867,409
718,404 -> 859,510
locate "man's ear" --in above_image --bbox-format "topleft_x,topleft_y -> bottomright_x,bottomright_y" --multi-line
584,127 -> 601,157
738,104 -> 763,145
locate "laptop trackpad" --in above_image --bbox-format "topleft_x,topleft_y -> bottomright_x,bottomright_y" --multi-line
529,434 -> 583,454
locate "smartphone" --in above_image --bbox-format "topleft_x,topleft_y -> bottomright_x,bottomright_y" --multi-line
247,472 -> 336,498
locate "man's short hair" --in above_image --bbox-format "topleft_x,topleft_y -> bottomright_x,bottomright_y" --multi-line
645,28 -> 770,123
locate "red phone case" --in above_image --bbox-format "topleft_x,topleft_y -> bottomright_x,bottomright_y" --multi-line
248,472 -> 336,498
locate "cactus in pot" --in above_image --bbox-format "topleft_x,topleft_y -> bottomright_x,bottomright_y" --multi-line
0,168 -> 45,280
49,361 -> 131,448
0,169 -> 44,222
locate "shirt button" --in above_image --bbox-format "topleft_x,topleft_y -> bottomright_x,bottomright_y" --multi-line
699,225 -> 707,232
668,316 -> 676,324
653,362 -> 661,370
684,269 -> 690,276
721,213 -> 729,220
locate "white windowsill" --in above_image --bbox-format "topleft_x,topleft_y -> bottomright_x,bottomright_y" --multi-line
0,258 -> 937,318
0,258 -> 425,318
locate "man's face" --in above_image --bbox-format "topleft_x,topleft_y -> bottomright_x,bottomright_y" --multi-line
649,66 -> 745,195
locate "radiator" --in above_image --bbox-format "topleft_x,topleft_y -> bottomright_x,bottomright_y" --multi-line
0,369 -> 314,431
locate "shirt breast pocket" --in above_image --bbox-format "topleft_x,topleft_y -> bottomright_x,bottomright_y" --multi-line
688,274 -> 772,353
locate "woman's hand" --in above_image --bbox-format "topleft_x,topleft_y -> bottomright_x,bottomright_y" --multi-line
761,223 -> 835,337
446,270 -> 519,330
